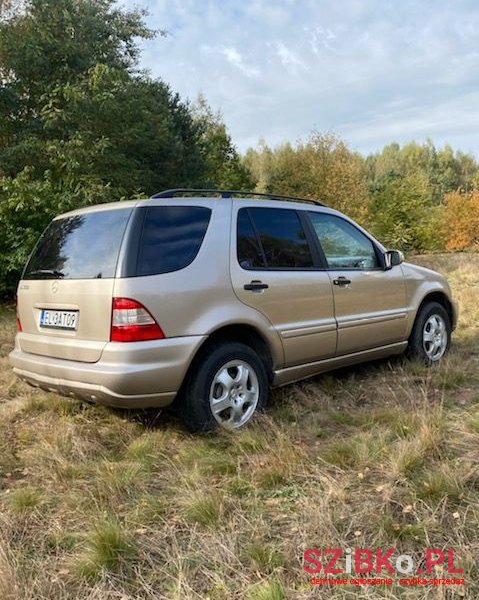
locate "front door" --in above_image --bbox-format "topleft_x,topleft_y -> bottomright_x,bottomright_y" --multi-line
307,211 -> 407,355
230,205 -> 337,367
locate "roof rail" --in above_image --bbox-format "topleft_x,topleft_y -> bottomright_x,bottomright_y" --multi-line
150,188 -> 326,207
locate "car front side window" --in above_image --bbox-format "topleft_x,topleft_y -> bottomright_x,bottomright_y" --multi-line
308,212 -> 379,269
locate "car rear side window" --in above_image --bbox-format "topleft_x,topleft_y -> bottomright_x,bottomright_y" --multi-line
136,206 -> 211,276
24,208 -> 132,280
237,207 -> 314,269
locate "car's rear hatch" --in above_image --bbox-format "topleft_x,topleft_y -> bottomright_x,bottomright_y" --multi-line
17,204 -> 134,363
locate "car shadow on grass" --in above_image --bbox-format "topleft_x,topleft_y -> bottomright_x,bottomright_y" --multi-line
111,353 -> 410,432
96,331 -> 478,433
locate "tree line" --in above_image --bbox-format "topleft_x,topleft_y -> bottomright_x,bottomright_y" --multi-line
0,0 -> 477,293
245,135 -> 479,254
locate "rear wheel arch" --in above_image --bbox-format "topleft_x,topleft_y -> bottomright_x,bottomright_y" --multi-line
172,324 -> 275,415
190,324 -> 275,384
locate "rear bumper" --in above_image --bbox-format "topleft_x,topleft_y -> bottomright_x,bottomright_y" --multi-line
9,335 -> 206,408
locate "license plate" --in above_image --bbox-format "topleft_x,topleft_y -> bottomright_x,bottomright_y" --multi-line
39,309 -> 78,330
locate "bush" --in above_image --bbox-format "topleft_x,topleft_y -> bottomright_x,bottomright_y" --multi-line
443,190 -> 479,251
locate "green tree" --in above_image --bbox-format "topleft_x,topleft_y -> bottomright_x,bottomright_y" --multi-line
243,138 -> 274,192
192,96 -> 253,189
366,140 -> 479,203
368,171 -> 443,253
244,132 -> 370,222
365,140 -> 479,251
0,0 -> 246,292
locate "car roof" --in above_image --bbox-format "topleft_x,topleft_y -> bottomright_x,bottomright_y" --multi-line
56,199 -> 140,219
57,196 -> 335,219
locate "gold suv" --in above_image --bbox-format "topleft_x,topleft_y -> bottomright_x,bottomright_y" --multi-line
10,189 -> 457,431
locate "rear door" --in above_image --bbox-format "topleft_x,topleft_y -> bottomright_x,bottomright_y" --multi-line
307,211 -> 407,355
230,205 -> 337,367
17,205 -> 134,362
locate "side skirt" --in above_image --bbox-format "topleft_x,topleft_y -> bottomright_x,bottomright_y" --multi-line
272,341 -> 408,387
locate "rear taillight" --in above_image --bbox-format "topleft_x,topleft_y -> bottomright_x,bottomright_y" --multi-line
16,297 -> 22,332
111,298 -> 165,342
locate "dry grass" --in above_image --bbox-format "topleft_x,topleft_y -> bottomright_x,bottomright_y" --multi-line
0,253 -> 478,599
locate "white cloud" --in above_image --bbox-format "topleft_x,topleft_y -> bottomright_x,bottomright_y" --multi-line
273,41 -> 306,71
205,45 -> 260,78
121,0 -> 479,156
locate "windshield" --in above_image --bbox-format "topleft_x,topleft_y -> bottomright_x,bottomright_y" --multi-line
23,208 -> 132,280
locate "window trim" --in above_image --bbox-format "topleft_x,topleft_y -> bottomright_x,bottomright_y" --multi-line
299,210 -> 328,269
236,207 -> 321,271
305,211 -> 385,272
244,208 -> 268,268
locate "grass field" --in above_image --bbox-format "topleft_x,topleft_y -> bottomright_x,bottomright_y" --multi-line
0,253 -> 478,599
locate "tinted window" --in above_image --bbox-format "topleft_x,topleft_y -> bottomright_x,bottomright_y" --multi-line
238,208 -> 314,269
24,209 -> 132,280
309,212 -> 378,269
137,206 -> 211,276
237,209 -> 266,269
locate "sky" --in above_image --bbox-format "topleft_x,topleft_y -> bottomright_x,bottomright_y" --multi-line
122,0 -> 479,156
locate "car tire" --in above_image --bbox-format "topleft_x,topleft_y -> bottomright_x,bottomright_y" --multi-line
181,342 -> 269,432
407,301 -> 451,364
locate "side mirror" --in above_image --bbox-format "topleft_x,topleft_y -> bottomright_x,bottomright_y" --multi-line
384,250 -> 404,270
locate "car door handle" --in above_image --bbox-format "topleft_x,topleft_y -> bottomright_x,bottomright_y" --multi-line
244,280 -> 269,291
333,276 -> 351,287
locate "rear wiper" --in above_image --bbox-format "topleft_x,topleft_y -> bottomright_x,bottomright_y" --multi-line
28,269 -> 65,278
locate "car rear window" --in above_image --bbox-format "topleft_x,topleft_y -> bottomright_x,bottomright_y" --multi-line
136,206 -> 211,276
24,208 -> 132,280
